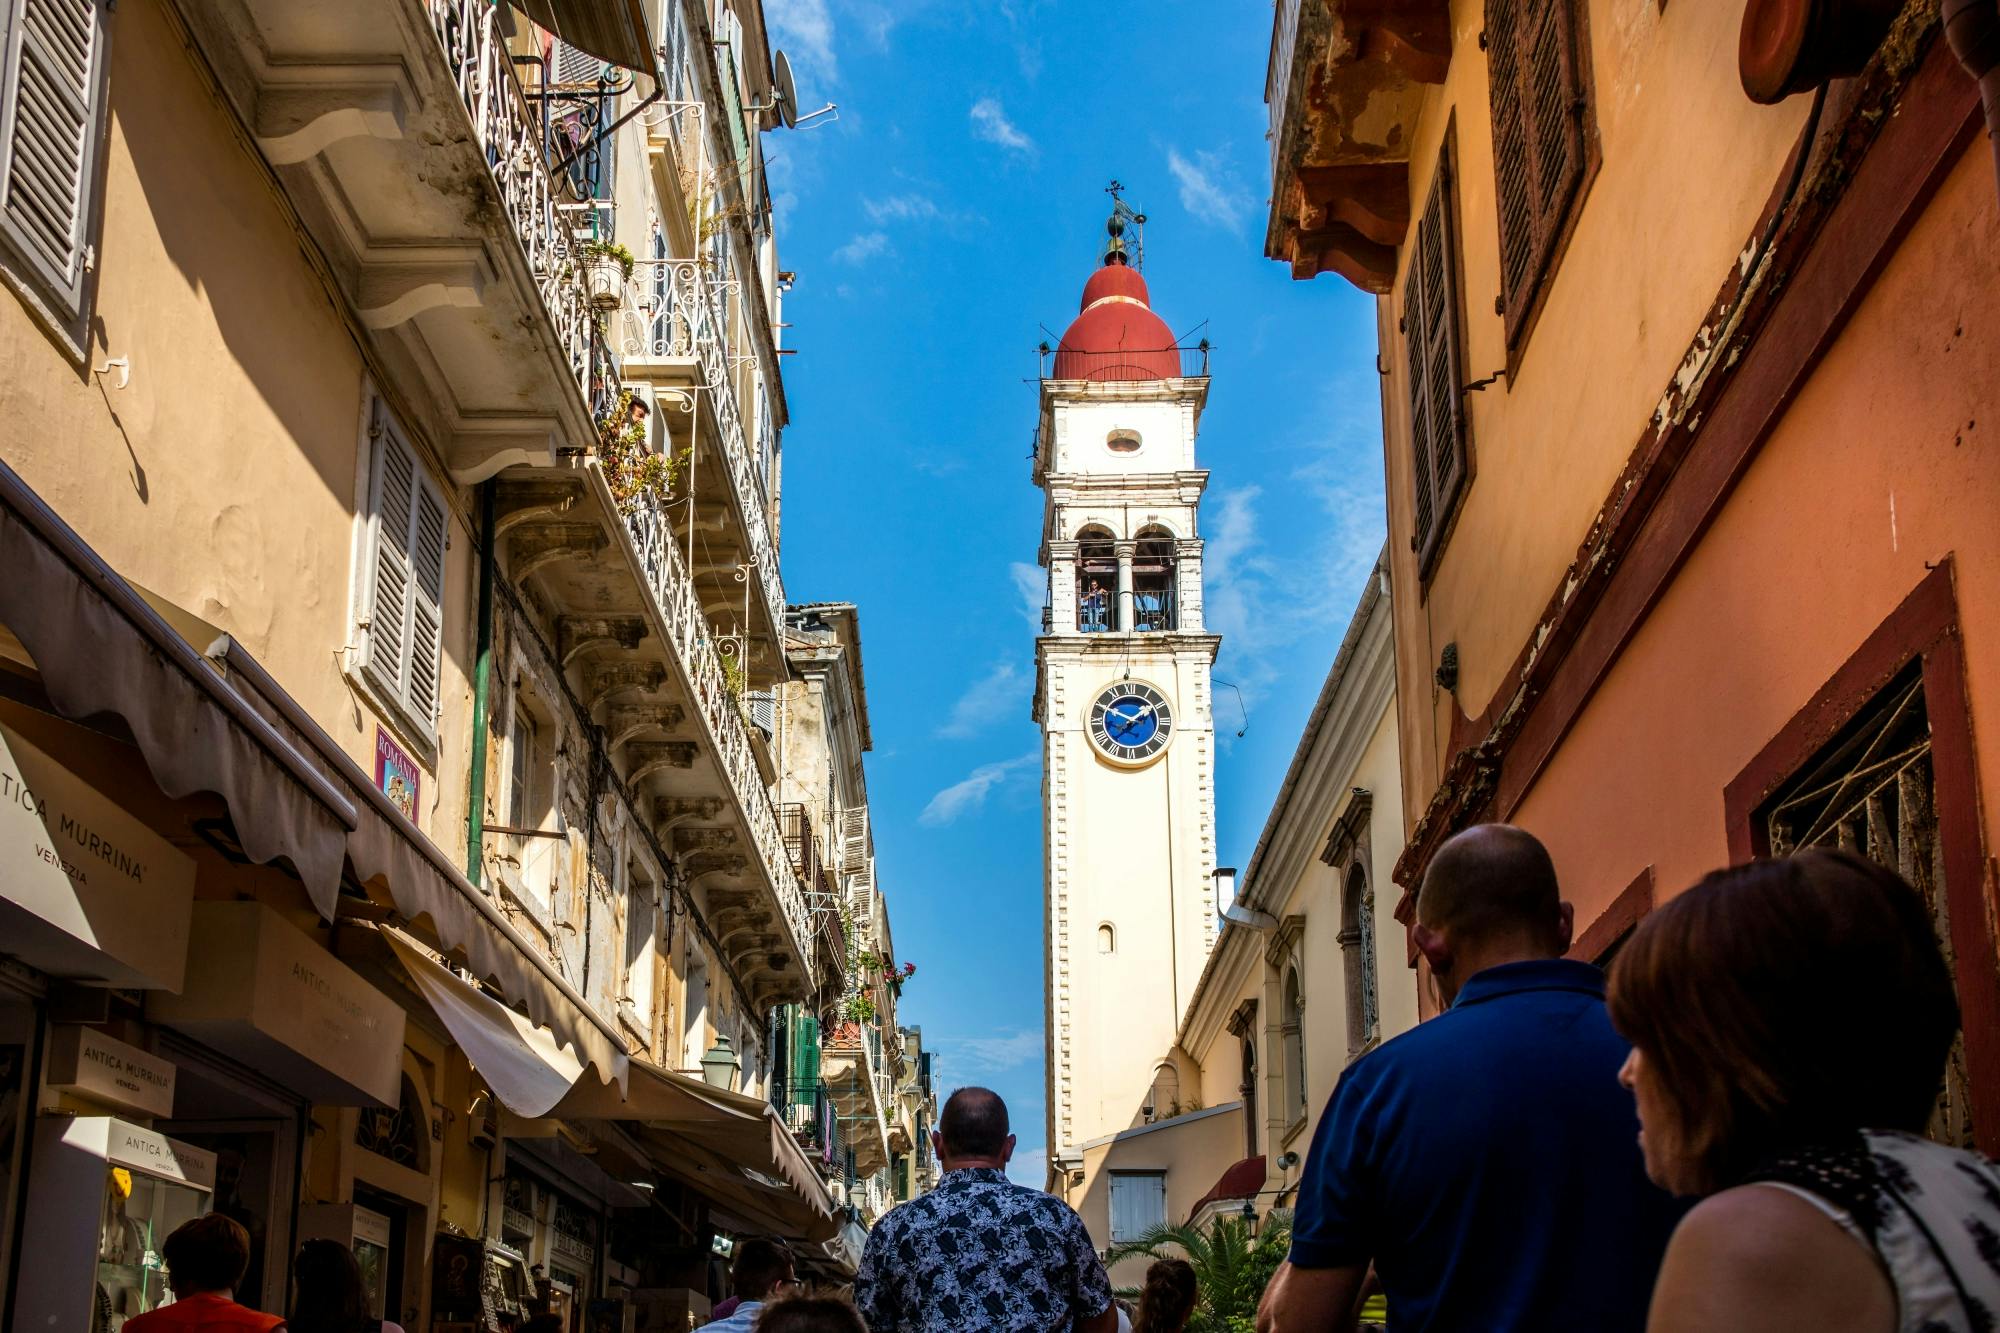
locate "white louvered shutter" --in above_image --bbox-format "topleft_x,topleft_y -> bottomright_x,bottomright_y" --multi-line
363,407 -> 446,737
0,0 -> 107,317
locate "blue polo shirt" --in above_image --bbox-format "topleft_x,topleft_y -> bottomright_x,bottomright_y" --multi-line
1289,959 -> 1684,1333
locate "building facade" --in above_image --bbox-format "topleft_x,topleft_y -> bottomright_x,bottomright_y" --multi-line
1033,219 -> 1222,1200
0,0 -> 922,1328
1072,558 -> 1416,1281
1267,0 -> 2000,1149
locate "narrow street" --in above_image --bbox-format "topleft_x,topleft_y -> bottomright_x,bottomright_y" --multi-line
0,1 -> 1995,1331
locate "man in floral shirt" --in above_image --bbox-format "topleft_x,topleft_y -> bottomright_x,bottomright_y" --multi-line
856,1088 -> 1117,1333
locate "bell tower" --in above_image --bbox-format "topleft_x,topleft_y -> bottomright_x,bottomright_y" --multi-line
1034,205 -> 1220,1200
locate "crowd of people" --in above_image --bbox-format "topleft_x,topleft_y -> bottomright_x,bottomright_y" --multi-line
129,824 -> 2000,1331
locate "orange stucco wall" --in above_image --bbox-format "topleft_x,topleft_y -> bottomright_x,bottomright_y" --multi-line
1513,138 -> 2000,918
1377,0 -> 1811,830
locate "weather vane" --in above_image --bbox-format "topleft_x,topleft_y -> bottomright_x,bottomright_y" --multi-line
1101,180 -> 1147,270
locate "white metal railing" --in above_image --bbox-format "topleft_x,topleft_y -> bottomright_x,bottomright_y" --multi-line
620,257 -> 783,634
615,469 -> 813,981
426,0 -> 591,397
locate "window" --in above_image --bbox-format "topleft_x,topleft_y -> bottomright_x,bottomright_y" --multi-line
1282,967 -> 1306,1123
1076,526 -> 1116,633
1487,0 -> 1592,348
1108,1172 -> 1167,1242
623,868 -> 657,1027
1106,429 -> 1142,454
1096,922 -> 1116,954
506,700 -> 555,905
1240,1036 -> 1259,1157
1341,863 -> 1380,1059
1145,1063 -> 1180,1123
0,0 -> 111,339
1405,147 -> 1468,575
1758,665 -> 1975,1147
358,403 -> 448,747
1133,528 -> 1177,632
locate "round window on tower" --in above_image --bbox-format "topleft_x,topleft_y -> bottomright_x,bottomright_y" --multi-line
1106,429 -> 1142,454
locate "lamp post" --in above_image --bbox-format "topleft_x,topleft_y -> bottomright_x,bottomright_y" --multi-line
700,1036 -> 742,1090
1240,1196 -> 1259,1236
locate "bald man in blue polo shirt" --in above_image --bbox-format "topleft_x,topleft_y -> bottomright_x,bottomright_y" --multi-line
1257,825 -> 1684,1333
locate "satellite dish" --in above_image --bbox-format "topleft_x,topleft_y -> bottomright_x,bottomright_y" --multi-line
773,49 -> 799,128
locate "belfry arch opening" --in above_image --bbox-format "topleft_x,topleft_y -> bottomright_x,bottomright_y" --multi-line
1077,526 -> 1116,632
1134,527 -> 1177,632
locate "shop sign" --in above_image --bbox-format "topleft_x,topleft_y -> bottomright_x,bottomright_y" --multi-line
106,1118 -> 217,1190
45,1026 -> 176,1118
149,901 -> 405,1106
375,728 -> 420,821
0,723 -> 194,990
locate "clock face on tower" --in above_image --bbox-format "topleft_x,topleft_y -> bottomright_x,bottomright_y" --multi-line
1088,681 -> 1174,764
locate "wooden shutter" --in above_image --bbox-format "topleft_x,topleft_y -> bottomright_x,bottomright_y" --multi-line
1487,0 -> 1588,345
1405,152 -> 1466,574
364,405 -> 447,735
0,0 -> 108,317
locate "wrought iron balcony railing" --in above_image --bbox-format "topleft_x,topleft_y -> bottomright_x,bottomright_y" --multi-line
770,1074 -> 844,1172
1269,0 -> 1304,186
620,258 -> 784,636
1039,343 -> 1211,382
615,471 -> 813,980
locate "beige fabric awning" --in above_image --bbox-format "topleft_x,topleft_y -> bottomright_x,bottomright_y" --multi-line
384,928 -> 627,1117
517,0 -> 655,73
0,460 -> 357,918
209,639 -> 630,1088
559,1061 -> 841,1244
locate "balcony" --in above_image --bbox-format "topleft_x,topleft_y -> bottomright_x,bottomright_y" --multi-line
617,259 -> 785,648
823,1021 -> 892,1176
1039,343 -> 1211,384
770,1074 -> 845,1179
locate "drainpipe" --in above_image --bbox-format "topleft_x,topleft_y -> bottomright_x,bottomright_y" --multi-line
1945,0 -> 2000,197
466,480 -> 496,887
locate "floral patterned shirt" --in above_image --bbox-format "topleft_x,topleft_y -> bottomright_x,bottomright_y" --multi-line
855,1167 -> 1114,1332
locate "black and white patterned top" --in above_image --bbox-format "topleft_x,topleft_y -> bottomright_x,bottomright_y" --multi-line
1750,1129 -> 2000,1332
854,1167 -> 1115,1332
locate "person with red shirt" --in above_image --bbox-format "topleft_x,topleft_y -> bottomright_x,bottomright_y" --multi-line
124,1213 -> 284,1332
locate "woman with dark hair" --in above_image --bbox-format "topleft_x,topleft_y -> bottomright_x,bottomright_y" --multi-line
1608,849 -> 2000,1332
288,1239 -> 405,1333
1132,1258 -> 1197,1333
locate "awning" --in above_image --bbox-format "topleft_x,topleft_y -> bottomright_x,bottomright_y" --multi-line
558,1061 -> 841,1244
1187,1154 -> 1267,1224
0,460 -> 356,917
213,641 -> 629,1090
385,928 -> 626,1117
517,0 -> 655,74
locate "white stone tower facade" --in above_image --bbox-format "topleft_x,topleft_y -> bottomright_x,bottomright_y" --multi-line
1034,226 -> 1220,1194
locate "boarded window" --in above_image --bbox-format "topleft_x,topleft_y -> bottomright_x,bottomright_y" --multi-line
1108,1172 -> 1167,1242
1487,0 -> 1590,346
1404,150 -> 1467,574
360,402 -> 448,746
0,0 -> 111,325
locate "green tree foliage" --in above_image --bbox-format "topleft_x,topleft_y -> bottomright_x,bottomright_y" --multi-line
1103,1211 -> 1293,1333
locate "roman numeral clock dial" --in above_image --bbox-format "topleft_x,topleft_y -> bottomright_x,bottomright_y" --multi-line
1087,681 -> 1174,765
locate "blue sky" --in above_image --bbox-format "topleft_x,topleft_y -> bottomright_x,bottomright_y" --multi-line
761,0 -> 1384,1185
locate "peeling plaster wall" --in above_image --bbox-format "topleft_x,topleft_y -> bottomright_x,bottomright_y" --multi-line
1377,0 -> 1810,828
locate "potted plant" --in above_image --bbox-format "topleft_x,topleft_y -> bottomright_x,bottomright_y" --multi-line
579,240 -> 635,309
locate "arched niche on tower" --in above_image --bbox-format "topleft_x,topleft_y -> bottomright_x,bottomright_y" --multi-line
1133,526 -> 1177,632
1076,525 -> 1116,633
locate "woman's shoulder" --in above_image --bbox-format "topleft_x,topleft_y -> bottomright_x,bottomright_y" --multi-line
1648,1186 -> 1896,1333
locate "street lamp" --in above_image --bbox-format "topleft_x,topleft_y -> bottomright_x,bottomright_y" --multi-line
1240,1197 -> 1259,1236
700,1036 -> 742,1090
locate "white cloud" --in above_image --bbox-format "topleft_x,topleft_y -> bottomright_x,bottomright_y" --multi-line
1166,147 -> 1251,234
1010,561 -> 1048,629
939,1029 -> 1042,1075
1007,1145 -> 1048,1189
970,98 -> 1034,154
920,752 -> 1037,827
937,661 -> 1025,739
766,0 -> 836,83
863,193 -> 943,223
833,231 -> 891,264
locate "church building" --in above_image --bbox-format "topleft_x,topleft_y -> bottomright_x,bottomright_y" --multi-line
1033,209 -> 1222,1200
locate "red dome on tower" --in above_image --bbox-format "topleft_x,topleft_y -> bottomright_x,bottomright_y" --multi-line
1051,256 -> 1182,382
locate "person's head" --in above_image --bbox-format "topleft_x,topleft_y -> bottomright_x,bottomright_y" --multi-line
289,1239 -> 368,1333
161,1213 -> 252,1298
933,1086 -> 1013,1168
1133,1257 -> 1198,1333
751,1295 -> 868,1333
1609,849 -> 1959,1196
1413,824 -> 1572,1004
730,1237 -> 798,1302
